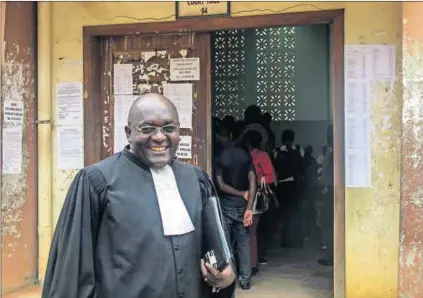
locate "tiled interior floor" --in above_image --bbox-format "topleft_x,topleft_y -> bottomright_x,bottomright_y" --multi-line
235,247 -> 334,298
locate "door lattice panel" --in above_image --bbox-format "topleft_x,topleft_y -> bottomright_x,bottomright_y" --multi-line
212,27 -> 296,121
282,27 -> 296,121
212,30 -> 246,120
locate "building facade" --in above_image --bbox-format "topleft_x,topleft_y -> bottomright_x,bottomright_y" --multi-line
1,2 -> 423,298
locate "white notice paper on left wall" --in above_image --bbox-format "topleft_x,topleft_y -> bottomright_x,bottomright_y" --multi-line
56,82 -> 83,126
2,126 -> 23,174
57,126 -> 84,170
3,100 -> 24,126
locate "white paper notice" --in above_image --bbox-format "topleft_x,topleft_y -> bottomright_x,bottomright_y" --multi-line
114,63 -> 133,95
176,136 -> 192,159
368,45 -> 396,82
57,126 -> 84,170
345,45 -> 396,82
163,83 -> 193,129
344,46 -> 372,187
2,127 -> 23,174
170,58 -> 200,81
345,150 -> 371,188
3,100 -> 24,126
344,46 -> 372,81
56,82 -> 83,126
114,95 -> 137,153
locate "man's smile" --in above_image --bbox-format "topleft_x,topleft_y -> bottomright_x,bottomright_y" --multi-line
149,146 -> 168,152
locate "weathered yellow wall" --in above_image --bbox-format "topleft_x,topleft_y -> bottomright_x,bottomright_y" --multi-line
48,2 -> 402,297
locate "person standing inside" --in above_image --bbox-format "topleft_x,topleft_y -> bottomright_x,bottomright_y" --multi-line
262,112 -> 276,154
215,123 -> 256,290
318,124 -> 334,266
273,129 -> 304,248
240,130 -> 276,274
41,93 -> 235,298
236,105 -> 269,151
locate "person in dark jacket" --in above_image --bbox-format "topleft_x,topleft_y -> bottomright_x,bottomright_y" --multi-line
42,93 -> 235,298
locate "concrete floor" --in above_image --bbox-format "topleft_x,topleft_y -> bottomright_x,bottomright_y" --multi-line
4,247 -> 333,298
235,247 -> 334,298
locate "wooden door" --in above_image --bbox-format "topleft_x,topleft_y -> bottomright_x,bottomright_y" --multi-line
100,33 -> 212,172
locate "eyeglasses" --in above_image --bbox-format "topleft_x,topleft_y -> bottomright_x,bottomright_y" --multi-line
133,123 -> 180,135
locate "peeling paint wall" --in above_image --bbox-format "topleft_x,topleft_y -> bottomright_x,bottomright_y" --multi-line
1,2 -> 38,295
399,3 -> 423,298
49,2 -> 402,297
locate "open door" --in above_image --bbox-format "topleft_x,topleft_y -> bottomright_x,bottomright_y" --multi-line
99,32 -> 212,172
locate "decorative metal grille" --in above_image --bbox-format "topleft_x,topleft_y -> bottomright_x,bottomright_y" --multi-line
256,27 -> 296,121
211,30 -> 246,120
212,27 -> 296,121
282,27 -> 296,121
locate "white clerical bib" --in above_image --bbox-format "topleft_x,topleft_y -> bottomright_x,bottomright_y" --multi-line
150,165 -> 195,236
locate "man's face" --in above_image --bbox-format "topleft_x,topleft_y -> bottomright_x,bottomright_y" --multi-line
125,100 -> 180,169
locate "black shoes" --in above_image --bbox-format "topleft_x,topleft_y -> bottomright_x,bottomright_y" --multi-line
239,282 -> 251,290
258,256 -> 268,264
251,267 -> 259,276
318,258 -> 333,266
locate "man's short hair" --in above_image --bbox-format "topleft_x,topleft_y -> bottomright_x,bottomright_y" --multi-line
281,129 -> 295,143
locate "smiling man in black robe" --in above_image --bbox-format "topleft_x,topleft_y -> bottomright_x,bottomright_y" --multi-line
41,93 -> 235,298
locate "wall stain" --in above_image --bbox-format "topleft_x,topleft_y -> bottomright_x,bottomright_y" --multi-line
1,44 -> 34,240
399,28 -> 423,298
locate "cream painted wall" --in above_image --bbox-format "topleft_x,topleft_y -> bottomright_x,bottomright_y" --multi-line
49,2 -> 402,297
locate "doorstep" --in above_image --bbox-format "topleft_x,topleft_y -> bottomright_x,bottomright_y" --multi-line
3,285 -> 41,298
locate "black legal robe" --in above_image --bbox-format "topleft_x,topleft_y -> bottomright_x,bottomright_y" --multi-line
42,148 -> 234,298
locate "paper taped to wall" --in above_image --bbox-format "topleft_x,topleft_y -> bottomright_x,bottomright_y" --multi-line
114,63 -> 133,95
56,82 -> 83,126
57,125 -> 84,170
176,135 -> 192,159
114,95 -> 137,153
163,83 -> 193,129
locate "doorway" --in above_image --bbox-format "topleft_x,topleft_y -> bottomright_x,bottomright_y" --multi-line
210,25 -> 334,296
83,8 -> 345,297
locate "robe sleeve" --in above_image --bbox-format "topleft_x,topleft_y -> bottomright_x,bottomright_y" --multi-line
41,166 -> 107,298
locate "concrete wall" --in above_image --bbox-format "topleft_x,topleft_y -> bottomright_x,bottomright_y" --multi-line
46,2 -> 402,297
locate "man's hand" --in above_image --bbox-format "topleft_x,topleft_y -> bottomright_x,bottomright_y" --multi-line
243,209 -> 253,227
243,191 -> 249,201
200,260 -> 235,290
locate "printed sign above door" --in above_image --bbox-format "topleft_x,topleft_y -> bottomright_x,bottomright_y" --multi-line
176,1 -> 230,19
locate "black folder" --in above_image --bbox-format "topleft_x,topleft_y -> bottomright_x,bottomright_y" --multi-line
202,195 -> 232,272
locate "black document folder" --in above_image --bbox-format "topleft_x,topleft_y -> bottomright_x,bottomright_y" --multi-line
202,195 -> 232,272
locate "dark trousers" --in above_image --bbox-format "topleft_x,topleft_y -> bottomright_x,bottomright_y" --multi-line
221,205 -> 251,285
257,210 -> 271,259
321,187 -> 334,260
277,181 -> 304,248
